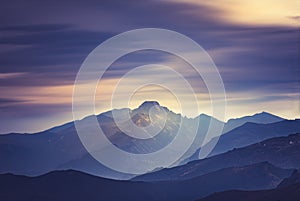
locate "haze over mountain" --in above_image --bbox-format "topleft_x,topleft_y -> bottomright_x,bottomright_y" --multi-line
0,101 -> 184,178
0,101 -> 297,180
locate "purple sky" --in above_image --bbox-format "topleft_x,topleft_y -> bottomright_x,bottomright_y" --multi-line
0,0 -> 299,133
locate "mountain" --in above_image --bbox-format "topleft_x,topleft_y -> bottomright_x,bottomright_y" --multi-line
0,102 -> 159,178
0,129 -> 133,179
172,113 -> 224,166
0,100 -> 294,179
0,162 -> 293,201
0,101 -> 193,178
0,101 -> 224,178
97,101 -> 182,154
190,119 -> 300,161
133,133 -> 300,181
197,170 -> 300,201
223,111 -> 284,133
179,111 -> 286,164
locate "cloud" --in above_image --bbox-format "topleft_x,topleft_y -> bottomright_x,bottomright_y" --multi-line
0,24 -> 72,32
167,0 -> 300,27
0,72 -> 27,79
0,98 -> 28,105
289,16 -> 300,23
0,0 -> 299,132
0,102 -> 72,134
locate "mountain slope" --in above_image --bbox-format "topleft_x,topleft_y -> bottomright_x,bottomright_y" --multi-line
190,119 -> 300,161
133,133 -> 300,181
183,111 -> 284,163
0,162 -> 293,201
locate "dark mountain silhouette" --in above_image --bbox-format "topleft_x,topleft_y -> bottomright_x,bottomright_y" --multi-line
0,162 -> 293,201
133,133 -> 300,181
197,170 -> 300,201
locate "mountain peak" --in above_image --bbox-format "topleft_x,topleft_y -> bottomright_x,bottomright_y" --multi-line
223,111 -> 284,133
255,111 -> 274,116
138,101 -> 160,109
140,101 -> 160,106
198,113 -> 211,118
252,111 -> 284,120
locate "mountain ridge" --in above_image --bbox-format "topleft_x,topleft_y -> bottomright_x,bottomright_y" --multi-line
0,100 -> 286,136
0,101 -> 294,180
133,132 -> 300,181
188,119 -> 300,162
0,161 -> 294,201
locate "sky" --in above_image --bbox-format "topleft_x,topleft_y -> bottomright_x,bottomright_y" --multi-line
0,0 -> 299,134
